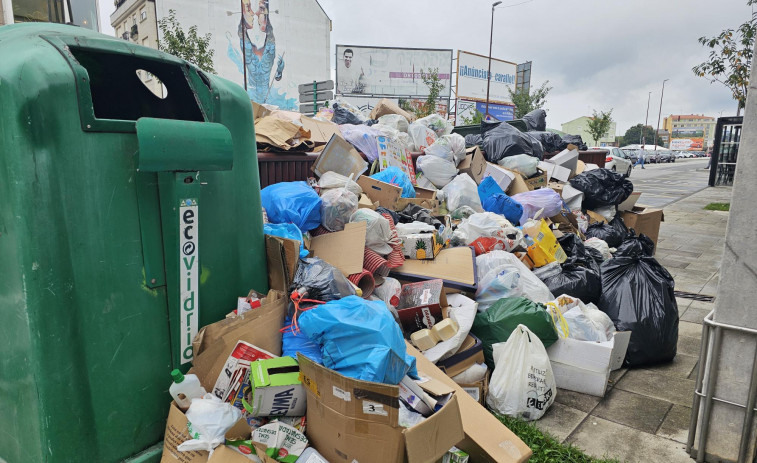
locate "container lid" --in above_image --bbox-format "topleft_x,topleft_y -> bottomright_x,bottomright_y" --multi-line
171,369 -> 184,384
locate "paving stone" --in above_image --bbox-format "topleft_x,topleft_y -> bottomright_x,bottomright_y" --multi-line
532,402 -> 588,443
680,306 -> 712,324
614,369 -> 695,407
677,335 -> 701,357
608,368 -> 628,388
643,353 -> 698,379
688,300 -> 716,311
675,298 -> 692,312
566,416 -> 695,463
658,259 -> 689,269
678,320 -> 704,338
554,388 -> 601,413
591,388 -> 672,433
657,405 -> 693,444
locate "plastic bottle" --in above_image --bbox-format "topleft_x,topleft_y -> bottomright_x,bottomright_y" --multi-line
169,369 -> 207,411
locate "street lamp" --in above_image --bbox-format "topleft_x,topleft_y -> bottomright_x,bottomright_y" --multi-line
485,1 -> 502,119
654,79 -> 669,152
641,91 -> 651,146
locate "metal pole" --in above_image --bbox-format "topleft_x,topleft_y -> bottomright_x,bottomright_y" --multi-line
485,2 -> 501,118
241,0 -> 247,92
641,91 -> 651,146
313,80 -> 317,116
654,79 -> 668,151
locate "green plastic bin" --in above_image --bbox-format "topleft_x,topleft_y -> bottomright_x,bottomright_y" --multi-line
0,23 -> 267,462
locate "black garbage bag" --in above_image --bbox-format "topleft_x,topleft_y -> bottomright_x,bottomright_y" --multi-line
375,206 -> 399,226
561,134 -> 588,151
529,131 -> 564,153
465,133 -> 483,147
331,104 -> 364,125
557,233 -> 601,275
599,250 -> 679,367
290,258 -> 355,313
569,169 -> 634,209
585,222 -> 624,248
523,109 -> 547,131
585,246 -> 605,269
615,233 -> 655,257
541,263 -> 601,304
397,203 -> 442,228
608,215 -> 630,242
481,120 -> 544,162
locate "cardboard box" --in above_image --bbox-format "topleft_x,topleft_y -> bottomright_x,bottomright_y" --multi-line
357,175 -> 403,209
414,186 -> 438,200
523,168 -> 548,190
391,247 -> 478,291
358,193 -> 378,210
248,356 -> 307,417
546,332 -> 632,397
297,354 -> 464,463
369,98 -> 416,122
617,191 -> 642,211
456,370 -> 490,406
212,341 -> 277,404
436,334 -> 485,378
400,233 -> 441,260
620,206 -> 664,253
539,161 -> 571,183
482,162 -> 516,192
265,235 -> 300,293
309,221 -> 367,276
547,148 -> 579,172
513,251 -> 535,270
311,134 -> 368,178
397,279 -> 449,333
458,147 -> 487,184
505,169 -> 531,195
394,197 -> 442,215
407,344 -> 532,462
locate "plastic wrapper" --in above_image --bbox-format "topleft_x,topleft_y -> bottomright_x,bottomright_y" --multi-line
396,204 -> 442,228
522,109 -> 547,131
374,277 -> 402,309
482,194 -> 524,225
378,114 -> 409,132
425,134 -> 467,165
298,295 -> 418,384
317,171 -> 362,197
408,123 -> 438,151
290,257 -> 356,307
488,325 -> 555,421
399,406 -> 427,428
584,237 -> 612,261
451,205 -> 477,220
264,223 -> 309,259
568,169 -> 634,209
261,181 -> 322,232
475,251 -> 554,311
442,174 -> 482,212
456,212 -> 515,243
594,205 -> 616,222
599,247 -> 678,367
320,188 -> 358,232
371,166 -> 416,198
350,209 -> 395,255
339,124 -> 382,161
481,121 -> 544,162
511,188 -> 563,224
416,155 -> 457,188
416,113 -> 452,137
177,394 -> 242,454
331,105 -> 364,125
498,154 -> 539,177
584,222 -> 624,248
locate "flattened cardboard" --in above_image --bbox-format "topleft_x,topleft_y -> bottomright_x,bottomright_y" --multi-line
458,147 -> 487,184
586,210 -> 607,224
207,444 -> 275,463
265,235 -> 300,293
300,115 -> 340,146
621,206 -> 664,253
309,221 -> 367,276
357,175 -> 402,209
297,354 -> 464,463
358,193 -> 378,210
255,117 -> 311,151
390,247 -> 478,291
407,344 -> 532,463
311,134 -> 368,178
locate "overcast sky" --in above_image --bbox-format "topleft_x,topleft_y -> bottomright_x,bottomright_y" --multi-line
98,0 -> 752,136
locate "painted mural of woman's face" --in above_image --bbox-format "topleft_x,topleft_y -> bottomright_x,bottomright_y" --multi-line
242,0 -> 269,49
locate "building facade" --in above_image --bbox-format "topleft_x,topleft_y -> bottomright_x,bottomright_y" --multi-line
111,0 -> 331,109
663,114 -> 716,151
1,0 -> 98,29
561,116 -> 617,147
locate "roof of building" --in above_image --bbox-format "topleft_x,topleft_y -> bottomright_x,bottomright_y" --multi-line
668,114 -> 714,120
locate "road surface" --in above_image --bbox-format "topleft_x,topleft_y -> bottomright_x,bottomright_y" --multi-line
625,158 -> 710,208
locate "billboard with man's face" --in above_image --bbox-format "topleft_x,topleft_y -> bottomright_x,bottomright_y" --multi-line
335,45 -> 453,98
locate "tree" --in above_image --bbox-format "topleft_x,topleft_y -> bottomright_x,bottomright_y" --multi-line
461,108 -> 486,125
506,81 -> 552,119
623,124 -> 657,146
158,9 -> 216,74
586,109 -> 614,147
398,68 -> 446,118
692,0 -> 756,114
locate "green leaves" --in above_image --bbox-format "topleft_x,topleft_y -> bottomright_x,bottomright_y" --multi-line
586,109 -> 614,146
157,9 -> 216,74
507,81 -> 552,119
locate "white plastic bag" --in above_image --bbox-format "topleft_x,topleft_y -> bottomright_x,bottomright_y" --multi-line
350,208 -> 395,255
584,237 -> 612,261
442,174 -> 482,211
177,394 -> 242,454
562,302 -> 616,342
594,205 -> 616,222
456,213 -> 519,246
408,122 -> 438,151
320,187 -> 358,232
416,114 -> 453,137
512,188 -> 564,224
339,124 -> 382,161
374,277 -> 402,308
397,132 -> 413,151
487,325 -> 556,421
475,264 -> 523,313
425,134 -> 466,165
423,293 -> 478,363
317,171 -> 362,197
498,154 -> 539,177
395,221 -> 436,236
378,114 -> 409,133
475,250 -> 554,304
451,362 -> 488,384
417,155 -> 458,188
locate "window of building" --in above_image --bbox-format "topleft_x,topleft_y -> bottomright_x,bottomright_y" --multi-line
133,14 -> 137,25
140,9 -> 147,21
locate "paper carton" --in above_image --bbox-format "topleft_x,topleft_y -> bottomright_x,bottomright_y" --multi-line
482,162 -> 516,192
265,235 -> 300,293
524,168 -> 548,190
455,370 -> 490,406
458,147 -> 487,184
247,357 -> 307,417
523,219 -> 568,267
390,247 -> 478,291
539,161 -> 571,183
357,175 -> 402,209
297,354 -> 464,463
546,332 -> 632,397
436,334 -> 485,378
311,134 -> 368,178
397,279 -> 449,333
620,206 -> 664,253
400,233 -> 441,260
309,221 -> 367,276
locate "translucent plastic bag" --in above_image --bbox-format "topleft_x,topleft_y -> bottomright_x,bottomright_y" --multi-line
562,302 -> 615,342
350,208 -> 395,255
511,188 -> 564,224
177,394 -> 242,454
498,154 -> 539,177
408,123 -> 438,151
416,114 -> 452,137
339,124 -> 382,161
475,264 -> 523,313
378,114 -> 409,133
442,174 -> 482,211
417,155 -> 458,188
371,166 -> 416,198
584,237 -> 612,261
374,277 -> 402,309
320,187 -> 358,232
317,171 -> 362,197
487,325 -> 556,421
261,181 -> 322,232
456,212 -> 515,244
475,251 -> 554,311
425,134 -> 466,165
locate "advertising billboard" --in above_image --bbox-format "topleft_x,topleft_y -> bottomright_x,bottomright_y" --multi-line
335,45 -> 453,98
455,99 -> 514,125
456,50 -> 517,104
671,126 -> 705,150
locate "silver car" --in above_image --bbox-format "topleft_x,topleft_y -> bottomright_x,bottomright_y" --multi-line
604,147 -> 633,176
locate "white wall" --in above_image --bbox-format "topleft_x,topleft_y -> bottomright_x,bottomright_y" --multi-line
155,0 -> 330,110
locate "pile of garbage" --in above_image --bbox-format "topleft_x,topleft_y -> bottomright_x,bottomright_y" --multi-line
159,100 -> 675,463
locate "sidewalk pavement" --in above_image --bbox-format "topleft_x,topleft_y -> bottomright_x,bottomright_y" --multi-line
532,185 -> 733,463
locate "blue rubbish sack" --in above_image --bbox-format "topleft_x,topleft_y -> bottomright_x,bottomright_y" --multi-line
477,176 -> 505,203
297,295 -> 417,384
482,193 -> 524,225
282,316 -> 323,364
264,223 -> 309,258
371,166 -> 416,198
261,181 -> 322,232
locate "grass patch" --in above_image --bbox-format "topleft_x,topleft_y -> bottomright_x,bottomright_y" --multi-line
704,202 -> 730,211
495,413 -> 622,463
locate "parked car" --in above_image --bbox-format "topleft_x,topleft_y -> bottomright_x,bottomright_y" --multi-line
602,147 -> 633,176
658,151 -> 676,163
623,149 -> 638,164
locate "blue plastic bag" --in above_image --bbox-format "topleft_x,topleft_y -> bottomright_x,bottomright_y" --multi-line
264,223 -> 309,258
483,194 -> 524,225
261,181 -> 322,232
477,176 -> 505,203
297,295 -> 417,384
371,167 -> 416,198
282,316 -> 323,364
